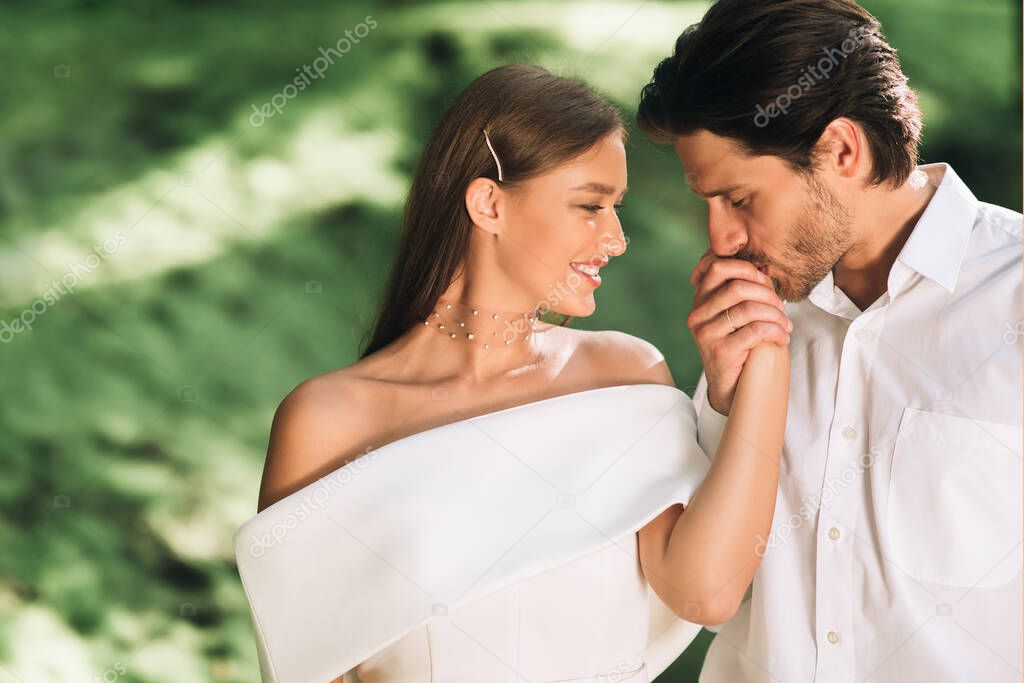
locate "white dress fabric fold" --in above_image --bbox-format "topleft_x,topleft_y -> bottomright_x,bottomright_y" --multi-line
234,383 -> 712,683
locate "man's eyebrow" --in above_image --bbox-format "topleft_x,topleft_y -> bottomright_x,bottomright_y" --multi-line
570,182 -> 628,196
688,183 -> 743,198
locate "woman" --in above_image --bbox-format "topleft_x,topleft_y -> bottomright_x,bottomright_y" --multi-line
234,64 -> 790,683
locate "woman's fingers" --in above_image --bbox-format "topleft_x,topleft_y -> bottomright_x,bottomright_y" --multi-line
692,254 -> 771,300
689,249 -> 715,285
687,252 -> 791,414
689,278 -> 786,329
718,301 -> 793,336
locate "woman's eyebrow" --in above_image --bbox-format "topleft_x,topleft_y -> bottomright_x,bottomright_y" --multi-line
570,181 -> 627,195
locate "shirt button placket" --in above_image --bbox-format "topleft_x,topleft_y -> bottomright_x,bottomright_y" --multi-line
814,319 -> 868,683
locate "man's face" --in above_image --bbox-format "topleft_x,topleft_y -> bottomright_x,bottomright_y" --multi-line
673,129 -> 854,302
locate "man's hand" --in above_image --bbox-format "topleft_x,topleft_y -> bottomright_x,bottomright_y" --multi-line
688,250 -> 792,415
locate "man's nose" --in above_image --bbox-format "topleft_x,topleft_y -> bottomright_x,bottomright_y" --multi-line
707,201 -> 746,256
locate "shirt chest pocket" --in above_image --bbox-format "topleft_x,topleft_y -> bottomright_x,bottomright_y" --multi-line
886,408 -> 1022,588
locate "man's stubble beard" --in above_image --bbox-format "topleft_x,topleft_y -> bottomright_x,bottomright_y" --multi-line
764,173 -> 854,303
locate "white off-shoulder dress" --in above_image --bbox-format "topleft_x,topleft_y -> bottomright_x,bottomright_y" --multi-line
234,384 -> 713,683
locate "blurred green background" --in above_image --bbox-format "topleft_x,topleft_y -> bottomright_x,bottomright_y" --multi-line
0,0 -> 1018,681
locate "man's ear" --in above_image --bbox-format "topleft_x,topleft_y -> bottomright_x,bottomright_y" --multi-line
465,177 -> 503,235
815,117 -> 864,181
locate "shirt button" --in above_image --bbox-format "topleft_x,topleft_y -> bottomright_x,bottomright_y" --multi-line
828,527 -> 841,540
841,426 -> 857,439
826,630 -> 841,645
854,328 -> 870,341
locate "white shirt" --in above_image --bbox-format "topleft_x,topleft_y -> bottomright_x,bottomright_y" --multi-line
694,163 -> 1023,683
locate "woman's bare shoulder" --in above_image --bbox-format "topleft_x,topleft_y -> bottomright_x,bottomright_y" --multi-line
256,362 -> 388,512
561,327 -> 675,388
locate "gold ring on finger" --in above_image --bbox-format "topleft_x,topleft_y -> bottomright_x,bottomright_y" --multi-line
725,306 -> 737,331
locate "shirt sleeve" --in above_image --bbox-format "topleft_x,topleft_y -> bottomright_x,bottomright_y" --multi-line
692,371 -> 729,464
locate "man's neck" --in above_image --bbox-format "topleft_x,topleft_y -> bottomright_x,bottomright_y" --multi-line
833,167 -> 941,311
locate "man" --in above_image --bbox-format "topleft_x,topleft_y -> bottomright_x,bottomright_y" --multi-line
637,0 -> 1022,680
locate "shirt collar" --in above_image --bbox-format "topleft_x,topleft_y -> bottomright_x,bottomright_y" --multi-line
892,162 -> 978,295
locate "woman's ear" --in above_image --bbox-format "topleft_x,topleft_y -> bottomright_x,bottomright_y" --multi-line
465,177 -> 503,235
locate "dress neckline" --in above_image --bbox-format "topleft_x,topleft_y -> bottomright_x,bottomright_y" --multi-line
254,383 -> 688,519
372,381 -> 685,449
419,382 -> 684,430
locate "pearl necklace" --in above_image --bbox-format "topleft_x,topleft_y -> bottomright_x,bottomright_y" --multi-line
423,300 -> 542,349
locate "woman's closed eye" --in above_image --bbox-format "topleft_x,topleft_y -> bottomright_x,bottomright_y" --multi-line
580,203 -> 624,213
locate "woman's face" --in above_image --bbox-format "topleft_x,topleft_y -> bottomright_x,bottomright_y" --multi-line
497,132 -> 628,317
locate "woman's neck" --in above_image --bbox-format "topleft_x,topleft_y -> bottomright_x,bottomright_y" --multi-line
383,296 -> 555,386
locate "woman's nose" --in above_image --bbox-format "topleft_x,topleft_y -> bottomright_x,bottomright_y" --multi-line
599,213 -> 627,257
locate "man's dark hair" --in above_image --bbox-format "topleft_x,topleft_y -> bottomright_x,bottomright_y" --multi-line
637,0 -> 923,187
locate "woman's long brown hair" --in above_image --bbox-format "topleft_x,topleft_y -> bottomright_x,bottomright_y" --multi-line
359,64 -> 624,359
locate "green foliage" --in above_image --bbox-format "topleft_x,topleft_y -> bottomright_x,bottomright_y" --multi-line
0,1 -> 1017,681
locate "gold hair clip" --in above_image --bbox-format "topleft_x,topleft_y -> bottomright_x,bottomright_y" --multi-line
482,128 -> 504,182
